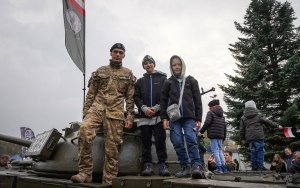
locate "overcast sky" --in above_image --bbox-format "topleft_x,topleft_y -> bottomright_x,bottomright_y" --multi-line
1,0 -> 300,138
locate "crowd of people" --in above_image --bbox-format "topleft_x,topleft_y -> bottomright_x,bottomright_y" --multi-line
69,43 -> 300,185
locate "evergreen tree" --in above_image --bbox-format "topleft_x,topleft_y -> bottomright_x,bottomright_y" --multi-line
219,0 -> 300,163
277,97 -> 300,151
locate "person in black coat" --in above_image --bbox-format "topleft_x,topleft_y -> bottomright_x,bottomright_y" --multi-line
270,154 -> 287,173
134,55 -> 170,176
199,99 -> 227,173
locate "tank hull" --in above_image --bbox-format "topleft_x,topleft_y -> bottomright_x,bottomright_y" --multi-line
33,131 -> 143,177
1,170 -> 298,188
1,126 -> 299,187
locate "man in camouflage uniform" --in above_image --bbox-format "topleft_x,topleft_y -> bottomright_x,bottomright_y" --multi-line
71,43 -> 136,185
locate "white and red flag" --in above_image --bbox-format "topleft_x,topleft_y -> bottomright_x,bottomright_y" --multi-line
62,0 -> 85,73
283,127 -> 295,138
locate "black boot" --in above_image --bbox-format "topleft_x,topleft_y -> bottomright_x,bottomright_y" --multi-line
141,163 -> 154,176
159,163 -> 171,176
257,166 -> 268,171
251,165 -> 258,171
175,166 -> 191,178
191,164 -> 206,179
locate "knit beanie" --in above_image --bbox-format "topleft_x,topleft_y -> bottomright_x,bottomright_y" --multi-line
245,100 -> 257,108
142,55 -> 156,67
110,43 -> 125,52
208,99 -> 220,107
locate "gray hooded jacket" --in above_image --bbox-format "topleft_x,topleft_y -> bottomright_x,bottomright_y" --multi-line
240,107 -> 279,142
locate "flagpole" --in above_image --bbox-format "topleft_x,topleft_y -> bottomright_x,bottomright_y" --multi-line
83,73 -> 86,105
62,0 -> 86,107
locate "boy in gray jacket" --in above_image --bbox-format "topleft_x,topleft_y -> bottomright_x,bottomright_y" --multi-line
240,100 -> 283,171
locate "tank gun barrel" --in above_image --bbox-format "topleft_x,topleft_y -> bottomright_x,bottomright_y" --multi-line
200,87 -> 215,95
0,134 -> 32,147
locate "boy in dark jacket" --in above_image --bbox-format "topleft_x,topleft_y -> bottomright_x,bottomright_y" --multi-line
240,100 -> 283,171
199,99 -> 227,173
134,55 -> 170,176
160,55 -> 205,179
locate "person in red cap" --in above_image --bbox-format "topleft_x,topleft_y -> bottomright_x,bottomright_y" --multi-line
199,99 -> 227,173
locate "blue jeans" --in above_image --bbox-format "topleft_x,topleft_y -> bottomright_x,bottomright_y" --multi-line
249,139 -> 264,168
169,118 -> 200,168
210,139 -> 225,166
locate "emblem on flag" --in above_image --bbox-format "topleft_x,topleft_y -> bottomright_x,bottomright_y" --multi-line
66,10 -> 82,34
283,127 -> 295,138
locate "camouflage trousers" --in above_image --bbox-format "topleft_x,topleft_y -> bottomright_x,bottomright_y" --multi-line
78,105 -> 123,185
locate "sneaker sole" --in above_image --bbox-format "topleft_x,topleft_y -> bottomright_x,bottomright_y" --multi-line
159,173 -> 171,177
71,177 -> 84,183
141,174 -> 152,176
141,172 -> 154,176
175,174 -> 191,178
192,172 -> 206,179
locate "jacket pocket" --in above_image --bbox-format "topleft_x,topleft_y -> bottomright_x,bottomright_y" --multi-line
117,74 -> 129,93
98,74 -> 110,89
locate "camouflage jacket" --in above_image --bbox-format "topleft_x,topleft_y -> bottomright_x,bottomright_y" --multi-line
83,64 -> 136,122
226,161 -> 237,171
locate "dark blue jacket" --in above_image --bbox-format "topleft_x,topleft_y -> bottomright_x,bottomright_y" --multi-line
134,71 -> 166,118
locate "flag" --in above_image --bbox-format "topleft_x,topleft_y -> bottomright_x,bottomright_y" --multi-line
20,127 -> 35,158
283,127 -> 295,138
62,0 -> 85,73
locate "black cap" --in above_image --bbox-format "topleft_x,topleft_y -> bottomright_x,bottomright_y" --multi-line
208,99 -> 220,107
142,55 -> 156,67
110,43 -> 125,52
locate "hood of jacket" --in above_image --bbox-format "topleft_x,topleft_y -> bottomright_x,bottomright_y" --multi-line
170,55 -> 186,82
243,107 -> 259,119
211,106 -> 224,117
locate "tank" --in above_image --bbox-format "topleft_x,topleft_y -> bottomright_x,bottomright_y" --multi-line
1,125 -> 299,188
0,122 -> 144,179
1,88 -> 299,188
